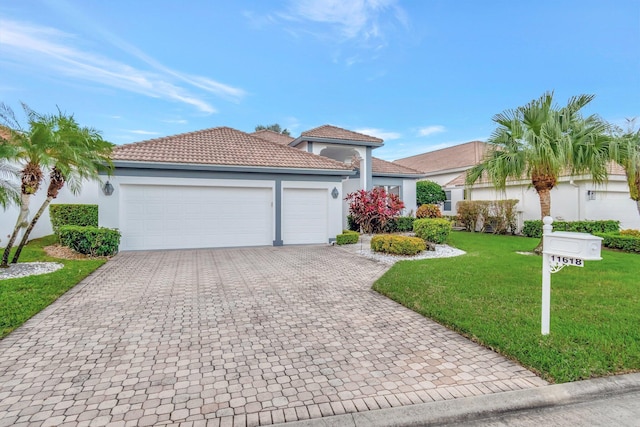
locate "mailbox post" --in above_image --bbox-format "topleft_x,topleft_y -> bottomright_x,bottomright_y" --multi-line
541,217 -> 603,335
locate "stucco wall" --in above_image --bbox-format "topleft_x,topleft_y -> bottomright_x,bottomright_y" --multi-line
1,180 -> 103,245
466,176 -> 640,231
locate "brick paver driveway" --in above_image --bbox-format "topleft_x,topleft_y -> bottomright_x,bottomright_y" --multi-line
0,245 -> 547,426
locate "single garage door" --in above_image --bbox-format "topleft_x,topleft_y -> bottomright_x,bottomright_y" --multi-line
282,188 -> 328,244
120,184 -> 273,250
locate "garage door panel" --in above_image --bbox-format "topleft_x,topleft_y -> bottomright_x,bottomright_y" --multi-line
120,184 -> 273,250
282,188 -> 328,245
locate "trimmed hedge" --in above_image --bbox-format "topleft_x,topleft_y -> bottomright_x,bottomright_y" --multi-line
596,232 -> 640,254
336,230 -> 359,245
58,226 -> 121,256
620,229 -> 640,238
371,234 -> 426,255
383,216 -> 416,233
413,218 -> 452,244
50,204 -> 98,234
522,220 -> 620,238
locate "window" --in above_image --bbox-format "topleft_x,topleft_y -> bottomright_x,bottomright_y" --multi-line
444,190 -> 452,211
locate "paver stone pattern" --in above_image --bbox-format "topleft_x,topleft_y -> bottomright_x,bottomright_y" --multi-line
0,245 -> 547,426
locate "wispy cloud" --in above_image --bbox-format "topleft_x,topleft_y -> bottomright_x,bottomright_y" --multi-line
355,127 -> 401,140
162,119 -> 188,124
0,19 -> 246,114
285,0 -> 405,41
127,130 -> 161,135
418,125 -> 446,137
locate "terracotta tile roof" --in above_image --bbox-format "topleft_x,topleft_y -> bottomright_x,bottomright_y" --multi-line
394,141 -> 489,174
352,157 -> 424,176
301,125 -> 383,144
112,127 -> 352,170
251,129 -> 294,145
446,161 -> 627,188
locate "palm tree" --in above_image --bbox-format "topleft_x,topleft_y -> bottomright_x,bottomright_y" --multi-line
611,119 -> 640,216
10,111 -> 114,263
466,92 -> 611,252
0,103 -> 56,268
0,136 -> 20,210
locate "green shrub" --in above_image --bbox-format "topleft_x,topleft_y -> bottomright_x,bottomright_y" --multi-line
416,180 -> 446,205
413,218 -> 452,244
383,216 -> 415,233
522,220 -> 620,238
596,232 -> 640,254
416,204 -> 442,219
58,226 -> 121,256
620,229 -> 640,238
336,230 -> 359,245
347,215 -> 359,232
50,204 -> 98,234
371,235 -> 426,255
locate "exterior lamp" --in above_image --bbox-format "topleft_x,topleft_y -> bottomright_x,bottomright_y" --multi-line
331,187 -> 339,199
103,181 -> 114,196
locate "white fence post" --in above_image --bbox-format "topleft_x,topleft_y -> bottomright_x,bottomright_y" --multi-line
541,216 -> 553,335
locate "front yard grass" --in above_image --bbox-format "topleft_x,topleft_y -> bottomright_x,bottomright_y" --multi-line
373,231 -> 640,383
0,235 -> 106,339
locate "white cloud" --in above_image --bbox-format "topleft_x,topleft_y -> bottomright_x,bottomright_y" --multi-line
418,125 -> 446,137
0,19 -> 246,113
354,127 -> 401,141
127,130 -> 161,135
163,119 -> 188,124
282,0 -> 407,42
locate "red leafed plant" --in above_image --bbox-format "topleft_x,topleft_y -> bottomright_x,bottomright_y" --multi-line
346,188 -> 405,234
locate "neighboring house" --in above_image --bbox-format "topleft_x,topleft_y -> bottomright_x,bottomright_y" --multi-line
395,141 -> 640,230
0,125 -> 423,251
395,141 -> 488,215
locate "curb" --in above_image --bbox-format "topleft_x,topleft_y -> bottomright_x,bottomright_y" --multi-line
275,373 -> 640,427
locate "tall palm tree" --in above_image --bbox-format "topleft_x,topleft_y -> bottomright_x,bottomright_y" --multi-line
0,103 -> 56,268
466,92 -> 611,252
10,111 -> 114,263
611,119 -> 640,215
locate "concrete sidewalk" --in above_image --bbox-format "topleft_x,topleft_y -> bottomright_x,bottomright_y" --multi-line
276,372 -> 640,426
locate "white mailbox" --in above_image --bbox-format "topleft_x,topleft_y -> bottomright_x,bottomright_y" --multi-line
543,231 -> 603,260
539,217 -> 604,336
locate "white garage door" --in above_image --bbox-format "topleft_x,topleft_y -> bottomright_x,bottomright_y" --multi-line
120,184 -> 273,250
282,188 -> 328,244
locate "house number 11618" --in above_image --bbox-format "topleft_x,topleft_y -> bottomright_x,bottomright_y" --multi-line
549,255 -> 584,267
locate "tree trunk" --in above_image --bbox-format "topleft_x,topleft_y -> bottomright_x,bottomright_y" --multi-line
11,196 -> 53,264
1,193 -> 31,268
533,187 -> 552,254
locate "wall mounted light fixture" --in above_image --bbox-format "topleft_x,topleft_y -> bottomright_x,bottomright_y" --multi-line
331,187 -> 339,199
103,181 -> 114,196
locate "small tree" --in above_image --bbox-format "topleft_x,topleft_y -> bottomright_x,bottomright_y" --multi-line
416,180 -> 446,206
346,188 -> 404,234
255,123 -> 291,136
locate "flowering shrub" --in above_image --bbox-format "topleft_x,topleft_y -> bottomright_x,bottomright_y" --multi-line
346,188 -> 405,234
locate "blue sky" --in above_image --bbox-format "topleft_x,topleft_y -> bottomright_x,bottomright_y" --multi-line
1,0 -> 638,161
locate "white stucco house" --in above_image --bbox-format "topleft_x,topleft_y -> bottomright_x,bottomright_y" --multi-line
395,141 -> 640,231
1,125 -> 424,251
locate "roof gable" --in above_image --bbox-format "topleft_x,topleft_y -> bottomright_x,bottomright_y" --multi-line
112,127 -> 351,171
395,141 -> 489,174
251,129 -> 295,145
352,157 -> 424,176
300,125 -> 383,144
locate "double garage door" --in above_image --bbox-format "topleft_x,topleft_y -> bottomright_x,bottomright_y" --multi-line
120,184 -> 328,250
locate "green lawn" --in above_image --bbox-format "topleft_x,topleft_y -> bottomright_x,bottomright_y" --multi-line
373,231 -> 640,383
0,235 -> 106,339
